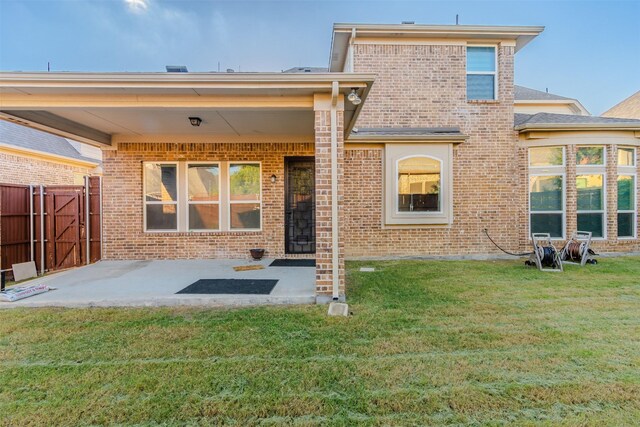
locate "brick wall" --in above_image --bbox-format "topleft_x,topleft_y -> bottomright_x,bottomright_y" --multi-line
101,142 -> 314,260
344,43 -> 522,257
0,151 -> 94,186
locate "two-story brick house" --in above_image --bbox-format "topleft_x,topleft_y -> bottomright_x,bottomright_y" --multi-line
1,23 -> 638,302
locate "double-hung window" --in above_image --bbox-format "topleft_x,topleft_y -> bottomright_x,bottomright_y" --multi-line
467,46 -> 497,100
229,163 -> 262,230
617,147 -> 636,238
143,161 -> 261,232
576,146 -> 606,238
529,147 -> 565,238
187,164 -> 220,231
144,163 -> 178,231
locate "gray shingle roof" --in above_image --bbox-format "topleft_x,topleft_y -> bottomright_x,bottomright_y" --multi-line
282,67 -> 329,73
0,120 -> 98,163
514,85 -> 572,101
515,112 -> 640,130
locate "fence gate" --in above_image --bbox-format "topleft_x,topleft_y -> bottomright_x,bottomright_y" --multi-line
1,177 -> 101,280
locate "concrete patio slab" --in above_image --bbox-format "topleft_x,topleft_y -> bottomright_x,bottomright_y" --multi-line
0,259 -> 315,308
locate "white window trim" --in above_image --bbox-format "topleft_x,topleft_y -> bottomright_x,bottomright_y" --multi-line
466,44 -> 498,101
617,172 -> 637,240
528,146 -> 566,169
228,162 -> 263,232
143,161 -> 262,233
186,162 -> 221,232
395,155 -> 443,216
529,172 -> 566,240
384,144 -> 453,226
143,161 -> 180,233
575,173 -> 607,240
576,145 -> 606,167
617,146 -> 636,168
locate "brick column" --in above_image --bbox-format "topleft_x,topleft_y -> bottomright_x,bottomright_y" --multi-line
314,94 -> 345,303
607,145 -> 619,242
565,144 -> 577,240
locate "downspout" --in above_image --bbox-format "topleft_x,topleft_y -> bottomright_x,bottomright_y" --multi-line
330,81 -> 340,300
348,28 -> 356,72
29,185 -> 34,262
39,184 -> 45,276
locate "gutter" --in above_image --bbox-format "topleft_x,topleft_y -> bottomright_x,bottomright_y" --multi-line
515,123 -> 640,132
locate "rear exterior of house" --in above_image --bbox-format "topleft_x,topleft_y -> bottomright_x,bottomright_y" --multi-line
1,23 -> 639,302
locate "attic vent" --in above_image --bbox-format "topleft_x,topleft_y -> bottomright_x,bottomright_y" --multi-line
165,65 -> 188,72
402,21 -> 415,24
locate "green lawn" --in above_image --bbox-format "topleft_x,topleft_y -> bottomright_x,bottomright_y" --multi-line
1,258 -> 640,426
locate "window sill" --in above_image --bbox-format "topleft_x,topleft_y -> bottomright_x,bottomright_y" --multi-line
467,99 -> 500,104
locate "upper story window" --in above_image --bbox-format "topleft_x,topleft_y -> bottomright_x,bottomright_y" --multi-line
467,46 -> 497,100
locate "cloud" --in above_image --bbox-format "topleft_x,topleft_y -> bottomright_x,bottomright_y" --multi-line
124,0 -> 149,14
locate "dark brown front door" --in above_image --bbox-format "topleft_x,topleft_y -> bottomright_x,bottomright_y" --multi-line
285,157 -> 315,254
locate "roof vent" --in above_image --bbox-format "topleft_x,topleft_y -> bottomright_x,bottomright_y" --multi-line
402,21 -> 415,24
166,65 -> 188,73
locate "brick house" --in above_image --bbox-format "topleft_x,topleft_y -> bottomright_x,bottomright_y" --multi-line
0,120 -> 100,186
1,23 -> 638,302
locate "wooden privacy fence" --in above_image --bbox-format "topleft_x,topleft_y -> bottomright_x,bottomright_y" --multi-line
0,177 -> 102,280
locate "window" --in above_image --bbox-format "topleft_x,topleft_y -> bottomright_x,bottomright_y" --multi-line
575,146 -> 606,238
617,147 -> 636,238
385,144 -> 453,225
144,163 -> 178,231
617,175 -> 636,238
467,46 -> 497,100
397,157 -> 441,213
529,147 -> 565,238
187,164 -> 220,231
229,163 -> 261,230
576,174 -> 605,238
576,146 -> 604,166
618,147 -> 635,167
143,162 -> 261,232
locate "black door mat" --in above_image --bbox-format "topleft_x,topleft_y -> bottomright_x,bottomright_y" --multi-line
176,279 -> 278,295
269,259 -> 316,267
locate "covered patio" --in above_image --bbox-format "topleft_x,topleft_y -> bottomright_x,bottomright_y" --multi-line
0,72 -> 375,303
1,259 -> 315,308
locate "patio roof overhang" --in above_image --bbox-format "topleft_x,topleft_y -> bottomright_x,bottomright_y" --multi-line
0,72 -> 375,147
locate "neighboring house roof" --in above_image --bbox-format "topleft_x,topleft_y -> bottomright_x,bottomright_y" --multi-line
283,67 -> 329,73
514,85 -> 571,101
514,85 -> 590,115
602,90 -> 640,119
0,120 -> 99,165
350,127 -> 468,142
514,112 -> 640,131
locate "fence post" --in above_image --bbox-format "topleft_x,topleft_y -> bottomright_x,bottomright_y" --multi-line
29,185 -> 34,262
39,184 -> 45,276
85,176 -> 91,265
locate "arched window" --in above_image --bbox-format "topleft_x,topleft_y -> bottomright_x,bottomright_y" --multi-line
397,156 -> 441,213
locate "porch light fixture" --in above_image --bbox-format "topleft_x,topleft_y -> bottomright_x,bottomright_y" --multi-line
347,89 -> 361,105
189,117 -> 202,127
270,174 -> 277,183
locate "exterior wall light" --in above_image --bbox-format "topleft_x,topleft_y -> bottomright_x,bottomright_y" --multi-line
270,174 -> 277,183
347,89 -> 362,105
189,117 -> 202,127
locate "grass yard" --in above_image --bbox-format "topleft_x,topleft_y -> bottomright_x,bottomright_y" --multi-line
1,258 -> 640,426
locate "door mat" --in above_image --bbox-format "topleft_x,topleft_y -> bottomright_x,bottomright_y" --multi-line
269,259 -> 316,267
233,265 -> 265,272
176,279 -> 278,295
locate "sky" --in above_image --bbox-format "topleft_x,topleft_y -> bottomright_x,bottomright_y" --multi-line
0,0 -> 638,115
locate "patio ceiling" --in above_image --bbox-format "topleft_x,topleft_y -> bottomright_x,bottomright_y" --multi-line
0,72 -> 375,147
